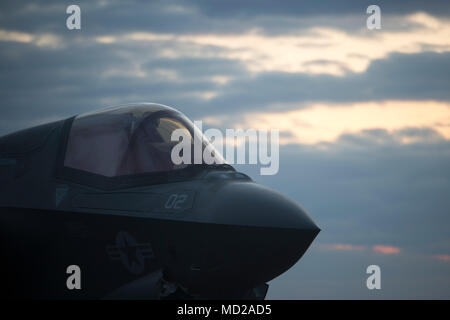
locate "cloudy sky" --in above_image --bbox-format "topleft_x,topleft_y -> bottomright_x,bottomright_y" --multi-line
1,0 -> 449,299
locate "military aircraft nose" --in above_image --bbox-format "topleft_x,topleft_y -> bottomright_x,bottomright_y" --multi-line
200,181 -> 320,287
205,181 -> 319,232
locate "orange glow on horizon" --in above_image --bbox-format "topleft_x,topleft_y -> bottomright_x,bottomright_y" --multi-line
372,245 -> 401,255
434,254 -> 450,262
234,100 -> 450,145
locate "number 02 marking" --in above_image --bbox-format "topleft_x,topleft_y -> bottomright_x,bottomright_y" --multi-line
165,194 -> 188,209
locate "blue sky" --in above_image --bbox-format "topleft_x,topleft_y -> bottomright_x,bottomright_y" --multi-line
0,0 -> 449,298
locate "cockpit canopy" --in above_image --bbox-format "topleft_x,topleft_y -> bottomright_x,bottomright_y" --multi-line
64,103 -> 225,177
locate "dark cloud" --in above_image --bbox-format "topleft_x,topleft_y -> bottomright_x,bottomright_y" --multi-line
143,57 -> 247,79
201,51 -> 450,114
191,0 -> 450,18
330,127 -> 446,147
0,0 -> 290,35
0,41 -> 231,133
1,29 -> 449,135
1,0 -> 449,38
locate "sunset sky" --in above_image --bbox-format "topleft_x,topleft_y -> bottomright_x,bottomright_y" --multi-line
1,0 -> 449,298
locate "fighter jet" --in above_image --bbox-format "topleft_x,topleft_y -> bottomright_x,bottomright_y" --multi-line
0,103 -> 319,299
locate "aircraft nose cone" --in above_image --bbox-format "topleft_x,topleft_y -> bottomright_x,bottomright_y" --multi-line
200,181 -> 320,287
206,181 -> 319,232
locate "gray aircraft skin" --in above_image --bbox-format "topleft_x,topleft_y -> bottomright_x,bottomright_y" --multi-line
0,103 -> 319,299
